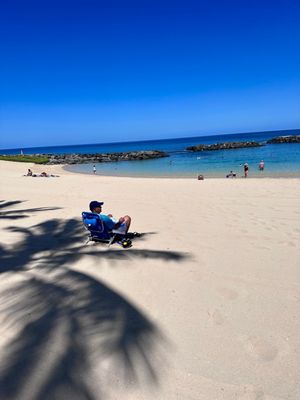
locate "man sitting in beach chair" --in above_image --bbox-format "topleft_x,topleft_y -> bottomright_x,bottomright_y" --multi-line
82,201 -> 133,247
89,201 -> 131,234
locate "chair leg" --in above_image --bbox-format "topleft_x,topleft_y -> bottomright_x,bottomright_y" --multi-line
84,236 -> 92,245
107,234 -> 116,248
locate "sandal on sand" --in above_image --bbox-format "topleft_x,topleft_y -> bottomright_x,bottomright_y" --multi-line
127,232 -> 141,239
133,232 -> 141,237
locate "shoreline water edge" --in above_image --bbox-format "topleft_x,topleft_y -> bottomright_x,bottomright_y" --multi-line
63,164 -> 300,179
1,130 -> 300,178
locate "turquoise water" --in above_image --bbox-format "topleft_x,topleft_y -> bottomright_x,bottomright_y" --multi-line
1,129 -> 300,178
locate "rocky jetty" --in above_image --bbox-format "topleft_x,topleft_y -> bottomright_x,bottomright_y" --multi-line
39,150 -> 168,165
186,141 -> 262,152
266,135 -> 300,144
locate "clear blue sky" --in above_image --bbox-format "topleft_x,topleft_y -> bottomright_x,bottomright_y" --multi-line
0,0 -> 299,149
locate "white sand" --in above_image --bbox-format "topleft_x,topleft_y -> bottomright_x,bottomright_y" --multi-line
0,160 -> 299,400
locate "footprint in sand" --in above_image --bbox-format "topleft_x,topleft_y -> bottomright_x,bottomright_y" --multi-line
257,245 -> 271,250
279,222 -> 288,227
217,287 -> 239,300
243,336 -> 278,362
278,240 -> 297,248
208,309 -> 225,325
237,384 -> 265,400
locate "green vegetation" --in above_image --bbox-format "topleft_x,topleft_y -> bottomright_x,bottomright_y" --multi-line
0,155 -> 49,164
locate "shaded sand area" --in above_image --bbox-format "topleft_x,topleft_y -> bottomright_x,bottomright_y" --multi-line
0,160 -> 299,400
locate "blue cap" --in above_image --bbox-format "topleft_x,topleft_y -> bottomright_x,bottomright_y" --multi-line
89,201 -> 104,211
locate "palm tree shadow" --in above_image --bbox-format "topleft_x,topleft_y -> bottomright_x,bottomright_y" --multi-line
0,200 -> 62,219
0,200 -> 24,209
0,271 -> 162,400
0,217 -> 189,399
1,219 -> 188,273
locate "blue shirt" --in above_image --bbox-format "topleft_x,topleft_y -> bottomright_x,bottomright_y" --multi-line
99,214 -> 115,230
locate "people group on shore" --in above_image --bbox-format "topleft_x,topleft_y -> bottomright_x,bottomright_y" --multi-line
26,160 -> 265,181
24,169 -> 59,177
225,160 -> 265,179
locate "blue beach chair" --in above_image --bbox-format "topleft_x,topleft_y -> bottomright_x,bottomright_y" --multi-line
82,212 -> 132,247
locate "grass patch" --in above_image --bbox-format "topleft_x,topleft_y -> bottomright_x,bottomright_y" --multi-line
0,155 -> 49,164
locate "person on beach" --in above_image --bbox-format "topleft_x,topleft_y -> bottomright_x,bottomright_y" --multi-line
89,201 -> 131,233
259,160 -> 265,171
93,165 -> 96,174
226,171 -> 236,178
243,163 -> 249,178
197,174 -> 204,180
24,168 -> 37,177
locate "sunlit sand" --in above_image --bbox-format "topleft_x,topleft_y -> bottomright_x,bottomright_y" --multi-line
0,160 -> 299,399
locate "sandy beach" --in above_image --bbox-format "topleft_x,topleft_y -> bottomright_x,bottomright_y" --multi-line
0,160 -> 299,400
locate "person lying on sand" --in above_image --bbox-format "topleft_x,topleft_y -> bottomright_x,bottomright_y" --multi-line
38,172 -> 60,177
226,171 -> 236,178
89,200 -> 131,234
23,171 -> 59,177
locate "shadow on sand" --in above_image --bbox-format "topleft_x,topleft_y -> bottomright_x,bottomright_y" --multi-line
0,200 -> 61,220
0,204 -> 190,400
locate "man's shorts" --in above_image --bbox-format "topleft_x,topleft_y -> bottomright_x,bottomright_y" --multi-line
112,222 -> 127,234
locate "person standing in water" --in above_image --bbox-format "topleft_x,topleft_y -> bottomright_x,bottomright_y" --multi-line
93,165 -> 96,174
259,160 -> 265,171
243,163 -> 249,178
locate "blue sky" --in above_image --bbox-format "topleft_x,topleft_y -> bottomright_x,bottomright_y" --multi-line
0,0 -> 299,149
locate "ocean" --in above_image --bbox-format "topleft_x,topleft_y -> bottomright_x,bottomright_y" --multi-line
1,129 -> 300,178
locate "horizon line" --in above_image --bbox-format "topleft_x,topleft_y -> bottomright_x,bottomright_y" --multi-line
1,127 -> 299,152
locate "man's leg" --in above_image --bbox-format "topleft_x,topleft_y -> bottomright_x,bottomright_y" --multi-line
113,215 -> 132,234
122,215 -> 131,233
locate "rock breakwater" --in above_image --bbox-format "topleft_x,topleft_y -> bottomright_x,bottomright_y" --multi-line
186,141 -> 262,152
42,150 -> 168,164
267,135 -> 300,144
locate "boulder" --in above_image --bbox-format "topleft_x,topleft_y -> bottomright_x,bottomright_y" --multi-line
35,150 -> 168,165
266,135 -> 300,144
186,141 -> 262,152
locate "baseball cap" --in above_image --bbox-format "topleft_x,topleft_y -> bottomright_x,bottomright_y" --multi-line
89,201 -> 104,211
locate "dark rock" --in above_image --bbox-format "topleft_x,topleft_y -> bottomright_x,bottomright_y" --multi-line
186,141 -> 262,152
34,150 -> 168,165
266,135 -> 300,144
